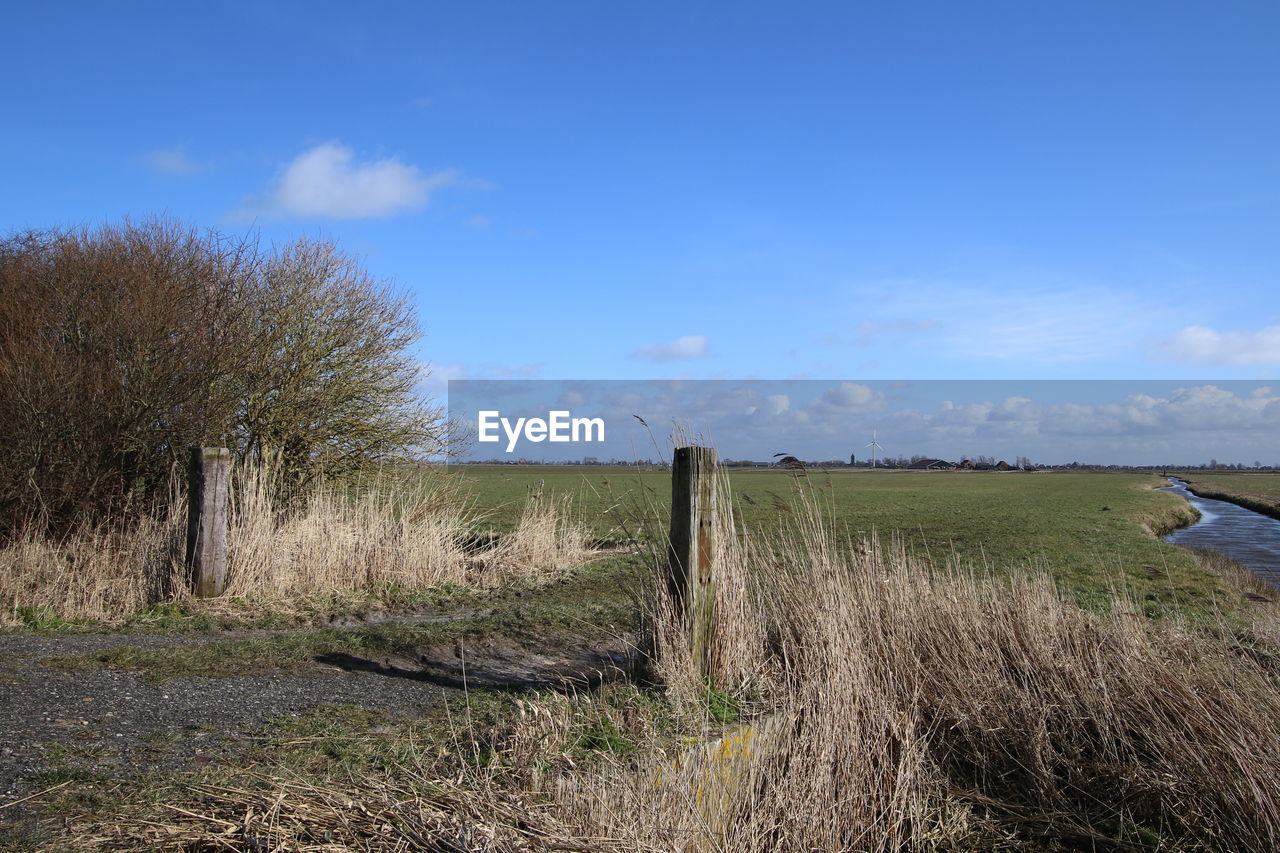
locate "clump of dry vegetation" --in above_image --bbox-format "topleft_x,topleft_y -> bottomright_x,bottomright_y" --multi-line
59,767 -> 601,853
536,490 -> 1280,851
0,461 -> 592,626
0,510 -> 181,628
485,483 -> 591,583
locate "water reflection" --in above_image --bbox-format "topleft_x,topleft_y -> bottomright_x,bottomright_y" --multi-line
1161,478 -> 1280,586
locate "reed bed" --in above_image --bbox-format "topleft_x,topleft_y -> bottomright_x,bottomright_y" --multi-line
63,495 -> 1280,851
534,487 -> 1280,851
0,462 -> 591,626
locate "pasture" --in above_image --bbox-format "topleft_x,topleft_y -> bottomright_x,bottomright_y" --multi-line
454,464 -> 1235,613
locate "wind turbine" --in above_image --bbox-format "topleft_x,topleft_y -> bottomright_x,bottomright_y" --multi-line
866,430 -> 884,468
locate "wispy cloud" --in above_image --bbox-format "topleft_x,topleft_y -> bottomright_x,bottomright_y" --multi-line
236,142 -> 458,220
417,361 -> 469,394
1158,325 -> 1280,365
821,319 -> 939,347
464,214 -> 493,228
418,361 -> 543,393
144,145 -> 203,176
630,334 -> 710,362
494,363 -> 543,378
854,280 -> 1173,364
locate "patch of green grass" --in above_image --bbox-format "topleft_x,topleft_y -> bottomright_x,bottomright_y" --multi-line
46,623 -> 448,683
0,822 -> 49,853
42,742 -> 112,768
1178,471 -> 1280,520
459,465 -> 1244,617
10,605 -> 89,634
574,716 -> 635,756
705,685 -> 739,724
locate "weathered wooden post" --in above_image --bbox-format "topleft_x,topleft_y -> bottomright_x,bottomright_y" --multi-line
669,445 -> 718,681
186,446 -> 230,598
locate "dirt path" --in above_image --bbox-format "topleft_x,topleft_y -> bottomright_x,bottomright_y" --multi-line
0,634 -> 442,807
0,622 -> 637,819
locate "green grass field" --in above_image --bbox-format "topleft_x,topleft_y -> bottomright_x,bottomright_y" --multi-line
453,464 -> 1242,614
1177,470 -> 1280,520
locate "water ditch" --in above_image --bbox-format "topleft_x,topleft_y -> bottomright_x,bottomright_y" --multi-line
1161,477 -> 1280,586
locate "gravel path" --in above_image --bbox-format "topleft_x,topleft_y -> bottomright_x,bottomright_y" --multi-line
0,631 -> 457,808
0,622 -> 637,816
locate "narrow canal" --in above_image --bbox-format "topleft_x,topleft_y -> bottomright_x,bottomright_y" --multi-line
1161,478 -> 1280,586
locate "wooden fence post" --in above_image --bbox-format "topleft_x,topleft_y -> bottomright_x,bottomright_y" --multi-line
186,446 -> 230,598
669,445 -> 718,681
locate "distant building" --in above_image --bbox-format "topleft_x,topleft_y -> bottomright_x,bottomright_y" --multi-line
907,458 -> 952,470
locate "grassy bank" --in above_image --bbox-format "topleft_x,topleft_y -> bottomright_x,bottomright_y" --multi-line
7,463 -> 1232,630
1176,471 -> 1280,521
554,496 -> 1280,851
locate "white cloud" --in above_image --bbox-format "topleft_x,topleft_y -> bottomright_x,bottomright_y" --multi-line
144,145 -> 202,175
817,320 -> 939,347
464,214 -> 493,228
1159,325 -> 1280,365
630,334 -> 710,362
820,382 -> 885,410
854,319 -> 939,346
238,142 -> 457,220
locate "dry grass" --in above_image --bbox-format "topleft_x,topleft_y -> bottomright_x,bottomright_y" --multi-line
485,483 -> 591,584
536,481 -> 1280,851
0,507 -> 183,627
56,767 -> 613,853
14,468 -> 1280,851
0,463 -> 592,627
222,462 -> 477,601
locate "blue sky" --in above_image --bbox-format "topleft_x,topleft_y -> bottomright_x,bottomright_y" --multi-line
3,1 -> 1278,393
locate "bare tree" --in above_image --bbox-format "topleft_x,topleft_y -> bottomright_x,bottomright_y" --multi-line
233,238 -> 445,491
0,219 -> 445,536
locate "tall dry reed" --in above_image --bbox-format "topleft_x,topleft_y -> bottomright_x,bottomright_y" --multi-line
484,482 -> 590,585
0,462 -> 591,625
222,461 -> 475,601
539,482 -> 1280,851
0,507 -> 184,625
